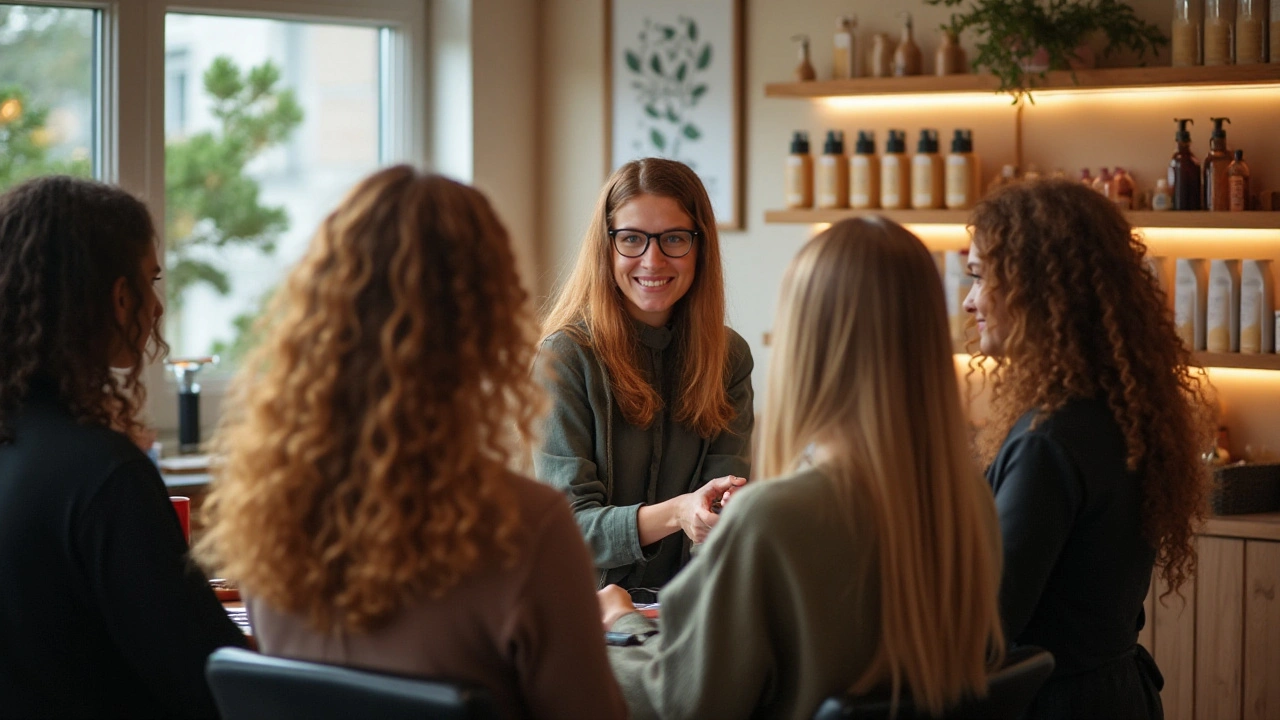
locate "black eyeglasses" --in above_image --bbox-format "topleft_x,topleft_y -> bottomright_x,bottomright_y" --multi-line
608,228 -> 699,258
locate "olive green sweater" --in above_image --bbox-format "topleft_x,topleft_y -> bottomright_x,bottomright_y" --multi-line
606,467 -> 883,720
533,323 -> 753,592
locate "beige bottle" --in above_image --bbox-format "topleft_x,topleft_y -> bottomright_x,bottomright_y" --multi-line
880,130 -> 911,210
1171,0 -> 1203,66
944,250 -> 974,347
893,12 -> 923,76
1207,259 -> 1242,352
1175,258 -> 1209,350
911,129 -> 945,209
868,33 -> 895,78
1237,0 -> 1267,64
1240,260 -> 1274,353
833,16 -> 858,79
785,131 -> 814,209
850,131 -> 880,209
816,130 -> 850,210
935,30 -> 965,75
1204,0 -> 1233,65
945,129 -> 979,210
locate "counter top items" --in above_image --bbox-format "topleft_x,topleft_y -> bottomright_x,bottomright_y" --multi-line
1211,462 -> 1280,515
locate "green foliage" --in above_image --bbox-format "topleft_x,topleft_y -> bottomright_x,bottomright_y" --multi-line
0,88 -> 91,187
924,0 -> 1168,101
165,56 -> 303,312
623,15 -> 711,161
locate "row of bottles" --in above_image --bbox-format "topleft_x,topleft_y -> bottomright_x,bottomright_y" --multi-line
794,12 -> 966,81
1170,0 -> 1277,66
1168,118 -> 1253,211
1164,258 -> 1276,353
785,129 -> 980,210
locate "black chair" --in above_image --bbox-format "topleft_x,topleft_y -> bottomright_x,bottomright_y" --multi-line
812,645 -> 1055,720
206,646 -> 500,720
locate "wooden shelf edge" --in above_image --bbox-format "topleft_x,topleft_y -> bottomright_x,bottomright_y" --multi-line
764,64 -> 1280,99
1194,352 -> 1280,371
765,209 -> 1280,231
1201,513 -> 1280,542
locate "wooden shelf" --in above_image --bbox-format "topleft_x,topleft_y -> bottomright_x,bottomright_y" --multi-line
766,208 -> 1280,230
1201,512 -> 1280,542
765,63 -> 1280,99
1194,352 -> 1280,370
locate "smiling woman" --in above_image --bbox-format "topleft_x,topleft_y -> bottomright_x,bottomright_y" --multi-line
535,157 -> 754,601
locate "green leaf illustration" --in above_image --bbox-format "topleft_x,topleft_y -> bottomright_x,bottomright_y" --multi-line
682,124 -> 701,140
692,84 -> 708,101
663,25 -> 676,40
689,21 -> 698,41
666,107 -> 679,123
697,44 -> 712,69
676,63 -> 688,82
625,50 -> 641,73
651,129 -> 666,151
650,54 -> 663,75
644,104 -> 660,119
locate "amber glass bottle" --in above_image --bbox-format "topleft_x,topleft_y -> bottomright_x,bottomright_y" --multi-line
1203,117 -> 1232,210
1168,119 -> 1202,211
1228,150 -> 1251,211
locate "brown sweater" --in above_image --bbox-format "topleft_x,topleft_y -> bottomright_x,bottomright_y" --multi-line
249,473 -> 627,720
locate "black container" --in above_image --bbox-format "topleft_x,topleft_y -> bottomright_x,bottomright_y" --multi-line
178,391 -> 200,454
1211,463 -> 1280,515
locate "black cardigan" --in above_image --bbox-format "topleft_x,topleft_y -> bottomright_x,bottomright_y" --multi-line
0,383 -> 248,719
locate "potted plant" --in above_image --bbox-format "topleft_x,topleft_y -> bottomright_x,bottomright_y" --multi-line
924,0 -> 1168,100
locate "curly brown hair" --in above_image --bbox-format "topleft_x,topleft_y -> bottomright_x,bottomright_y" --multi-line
194,166 -> 545,632
969,179 -> 1214,596
0,175 -> 165,445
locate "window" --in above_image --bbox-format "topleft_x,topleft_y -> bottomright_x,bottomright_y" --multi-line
163,13 -> 385,367
0,4 -> 98,191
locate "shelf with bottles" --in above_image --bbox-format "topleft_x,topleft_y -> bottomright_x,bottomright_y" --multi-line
764,207 -> 1280,230
764,63 -> 1280,99
1193,352 -> 1280,371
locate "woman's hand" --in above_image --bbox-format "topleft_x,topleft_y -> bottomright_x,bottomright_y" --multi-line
674,475 -> 747,543
598,585 -> 638,630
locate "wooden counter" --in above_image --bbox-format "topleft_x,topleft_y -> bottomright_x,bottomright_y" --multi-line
1201,512 -> 1280,542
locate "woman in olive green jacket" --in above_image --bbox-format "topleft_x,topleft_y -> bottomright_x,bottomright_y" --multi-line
535,158 -> 753,600
599,217 -> 1007,720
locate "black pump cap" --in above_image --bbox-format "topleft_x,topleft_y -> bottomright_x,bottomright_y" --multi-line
854,130 -> 876,154
885,130 -> 906,153
823,129 -> 845,154
1234,149 -> 1244,160
916,129 -> 939,153
950,129 -> 972,153
1174,118 -> 1194,142
1210,117 -> 1231,138
790,130 -> 810,154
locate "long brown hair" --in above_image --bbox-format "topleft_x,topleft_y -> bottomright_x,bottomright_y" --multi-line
195,166 -> 544,632
761,218 -> 1005,715
0,175 -> 165,445
540,158 -> 734,438
969,179 -> 1213,596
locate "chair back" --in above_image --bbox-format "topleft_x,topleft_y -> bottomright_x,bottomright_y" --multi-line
206,646 -> 500,720
812,645 -> 1055,720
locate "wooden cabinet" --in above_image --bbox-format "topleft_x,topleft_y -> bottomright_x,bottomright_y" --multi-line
1145,514 -> 1280,720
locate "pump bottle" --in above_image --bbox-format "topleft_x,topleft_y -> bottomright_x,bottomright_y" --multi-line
911,129 -> 945,209
1203,117 -> 1232,211
881,130 -> 910,209
785,131 -> 814,209
945,129 -> 978,210
1169,119 -> 1202,211
816,130 -> 849,209
850,131 -> 880,209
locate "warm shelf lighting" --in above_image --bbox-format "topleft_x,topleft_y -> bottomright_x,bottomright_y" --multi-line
1029,83 -> 1280,102
821,93 -> 1013,111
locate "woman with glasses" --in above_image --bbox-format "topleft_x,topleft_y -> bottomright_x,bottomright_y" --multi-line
535,158 -> 753,601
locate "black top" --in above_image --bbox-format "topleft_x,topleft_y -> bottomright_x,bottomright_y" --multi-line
987,397 -> 1155,678
0,383 -> 248,719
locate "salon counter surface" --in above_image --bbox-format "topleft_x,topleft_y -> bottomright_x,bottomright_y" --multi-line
1198,512 -> 1280,542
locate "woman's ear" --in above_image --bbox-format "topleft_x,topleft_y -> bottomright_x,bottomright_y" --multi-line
112,275 -> 131,329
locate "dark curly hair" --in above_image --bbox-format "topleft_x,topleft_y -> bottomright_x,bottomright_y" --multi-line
969,179 -> 1214,597
0,175 -> 166,445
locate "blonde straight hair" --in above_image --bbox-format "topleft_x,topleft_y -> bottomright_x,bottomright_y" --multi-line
540,158 -> 734,438
760,218 -> 1005,715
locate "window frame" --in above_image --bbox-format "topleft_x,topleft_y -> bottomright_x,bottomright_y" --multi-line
13,0 -> 430,434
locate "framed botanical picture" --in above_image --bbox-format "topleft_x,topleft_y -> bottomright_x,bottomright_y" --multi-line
606,0 -> 744,230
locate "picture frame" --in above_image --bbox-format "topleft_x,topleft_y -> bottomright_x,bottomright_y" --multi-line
605,0 -> 744,230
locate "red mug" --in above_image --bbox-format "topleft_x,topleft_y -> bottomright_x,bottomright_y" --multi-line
170,496 -> 191,544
